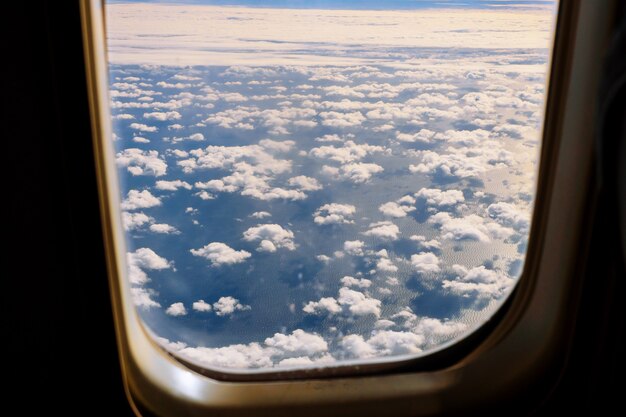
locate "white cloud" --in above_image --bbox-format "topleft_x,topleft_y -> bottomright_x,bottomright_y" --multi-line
155,179 -> 192,191
309,141 -> 384,164
121,189 -> 161,210
264,329 -> 328,357
131,287 -> 160,308
409,145 -> 512,179
378,201 -> 415,218
178,342 -> 274,369
116,148 -> 167,176
303,297 -> 342,315
363,221 -> 400,240
413,318 -> 467,346
192,300 -> 212,312
337,287 -> 381,317
487,202 -> 530,234
315,255 -> 330,264
122,211 -> 153,231
340,331 -> 424,359
340,276 -> 372,288
132,136 -> 150,143
428,212 -> 514,242
319,111 -> 365,128
259,139 -> 295,152
396,129 -> 436,143
129,122 -> 158,132
343,240 -> 365,256
416,188 -> 465,206
166,302 -> 187,316
242,224 -> 296,251
176,144 -> 308,201
314,133 -> 345,143
127,247 -> 171,285
188,133 -> 205,141
410,252 -> 441,274
443,265 -> 513,297
190,242 -> 252,266
149,223 -> 179,234
213,296 -> 250,316
409,235 -> 441,250
313,203 -> 356,225
304,286 -> 381,317
250,211 -> 271,219
143,111 -> 181,121
343,162 -> 384,183
112,113 -> 135,120
195,191 -> 215,200
287,175 -> 322,191
376,251 -> 399,272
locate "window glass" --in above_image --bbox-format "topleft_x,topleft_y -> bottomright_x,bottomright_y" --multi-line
105,0 -> 557,372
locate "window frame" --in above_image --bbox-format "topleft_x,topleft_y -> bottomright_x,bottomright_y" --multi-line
80,0 -> 617,414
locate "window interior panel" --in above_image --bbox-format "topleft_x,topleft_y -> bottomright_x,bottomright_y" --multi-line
104,0 -> 559,374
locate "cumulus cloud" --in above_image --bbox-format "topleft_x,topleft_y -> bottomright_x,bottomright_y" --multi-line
313,203 -> 356,225
122,211 -> 153,231
259,139 -> 295,152
213,296 -> 250,316
323,162 -> 384,183
288,175 -> 322,191
487,202 -> 530,234
131,287 -> 160,308
319,111 -> 366,128
303,297 -> 342,315
304,287 -> 381,317
410,252 -> 441,274
166,302 -> 187,316
242,224 -> 296,251
396,129 -> 436,143
149,223 -> 179,234
410,235 -> 442,251
415,188 -> 465,207
378,199 -> 415,218
190,242 -> 251,266
338,287 -> 381,317
143,111 -> 181,121
340,331 -> 423,359
375,249 -> 398,272
116,148 -> 167,176
309,141 -> 385,164
126,247 -> 171,304
250,211 -> 271,219
343,240 -> 365,256
129,123 -> 158,132
340,276 -> 372,288
121,189 -> 161,210
363,221 -> 400,240
443,265 -> 513,297
192,300 -> 212,312
428,212 -> 514,242
409,144 -> 512,179
155,179 -> 192,191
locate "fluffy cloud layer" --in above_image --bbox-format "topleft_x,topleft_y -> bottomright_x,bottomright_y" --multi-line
106,2 -> 549,370
116,148 -> 167,176
242,224 -> 296,252
314,203 -> 356,225
190,242 -> 252,266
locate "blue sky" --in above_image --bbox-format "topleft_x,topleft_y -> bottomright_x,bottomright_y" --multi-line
106,1 -> 554,371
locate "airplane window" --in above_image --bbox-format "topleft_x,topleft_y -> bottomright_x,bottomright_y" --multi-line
104,0 -> 558,373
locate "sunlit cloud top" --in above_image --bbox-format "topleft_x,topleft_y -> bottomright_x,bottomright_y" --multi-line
107,4 -> 555,66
